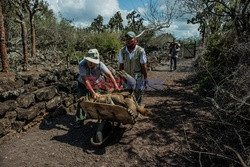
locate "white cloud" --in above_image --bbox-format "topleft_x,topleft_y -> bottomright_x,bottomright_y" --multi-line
46,0 -> 122,26
45,0 -> 200,38
161,20 -> 200,39
46,0 -> 60,14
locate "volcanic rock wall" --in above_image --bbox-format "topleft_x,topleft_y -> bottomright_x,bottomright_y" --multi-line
0,68 -> 78,141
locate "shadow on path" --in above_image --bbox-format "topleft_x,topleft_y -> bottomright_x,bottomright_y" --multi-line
39,115 -> 126,155
128,72 -> 211,166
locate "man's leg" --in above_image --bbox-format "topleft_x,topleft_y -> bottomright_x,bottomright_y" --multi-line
74,82 -> 89,128
135,77 -> 145,105
173,57 -> 177,70
135,88 -> 144,104
170,57 -> 173,71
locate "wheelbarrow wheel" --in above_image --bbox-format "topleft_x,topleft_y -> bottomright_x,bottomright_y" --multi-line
91,120 -> 112,147
95,131 -> 103,143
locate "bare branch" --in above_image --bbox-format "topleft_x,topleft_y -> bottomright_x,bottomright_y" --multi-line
199,152 -> 202,167
224,145 -> 247,167
140,0 -> 179,30
218,89 -> 250,106
189,149 -> 241,165
15,18 -> 22,23
233,128 -> 247,156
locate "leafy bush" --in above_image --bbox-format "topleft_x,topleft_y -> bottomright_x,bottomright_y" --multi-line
88,32 -> 123,60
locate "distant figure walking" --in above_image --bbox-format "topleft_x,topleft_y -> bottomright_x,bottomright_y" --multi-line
169,42 -> 181,71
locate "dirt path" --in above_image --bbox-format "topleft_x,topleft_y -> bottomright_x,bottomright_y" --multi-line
0,58 -> 211,167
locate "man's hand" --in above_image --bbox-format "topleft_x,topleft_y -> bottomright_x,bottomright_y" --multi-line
92,92 -> 100,100
115,84 -> 122,91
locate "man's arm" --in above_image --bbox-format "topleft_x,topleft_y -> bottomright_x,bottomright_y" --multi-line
106,70 -> 120,90
140,63 -> 147,79
118,50 -> 124,70
81,76 -> 99,100
141,63 -> 148,88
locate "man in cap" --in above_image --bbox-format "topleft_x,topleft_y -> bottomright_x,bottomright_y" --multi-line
118,31 -> 147,104
72,48 -> 120,128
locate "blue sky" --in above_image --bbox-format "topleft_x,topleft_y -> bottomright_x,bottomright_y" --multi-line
45,0 -> 200,39
118,0 -> 144,11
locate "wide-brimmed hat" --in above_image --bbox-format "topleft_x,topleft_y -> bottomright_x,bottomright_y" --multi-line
84,49 -> 100,64
125,31 -> 136,38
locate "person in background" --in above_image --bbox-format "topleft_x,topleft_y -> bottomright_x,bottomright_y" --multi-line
72,48 -> 120,128
169,42 -> 181,71
118,31 -> 147,105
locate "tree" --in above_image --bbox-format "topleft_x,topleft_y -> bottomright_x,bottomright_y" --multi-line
10,0 -> 29,71
25,0 -> 42,58
182,0 -> 250,42
0,1 -> 9,72
90,15 -> 104,33
141,0 -> 179,29
108,16 -> 115,32
130,0 -> 179,38
202,0 -> 249,38
35,2 -> 58,49
126,10 -> 144,33
177,0 -> 207,45
113,11 -> 123,33
1,0 -> 19,47
108,11 -> 123,33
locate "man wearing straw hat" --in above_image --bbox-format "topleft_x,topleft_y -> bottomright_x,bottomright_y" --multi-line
72,48 -> 120,128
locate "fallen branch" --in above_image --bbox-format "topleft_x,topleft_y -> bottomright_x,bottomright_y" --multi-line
189,149 -> 241,165
191,118 -> 238,128
224,145 -> 247,167
172,151 -> 194,164
238,115 -> 250,121
219,89 -> 250,106
233,128 -> 247,156
199,152 -> 202,167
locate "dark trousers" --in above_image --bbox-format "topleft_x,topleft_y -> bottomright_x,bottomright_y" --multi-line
125,73 -> 145,104
75,81 -> 104,121
170,57 -> 177,70
76,82 -> 89,121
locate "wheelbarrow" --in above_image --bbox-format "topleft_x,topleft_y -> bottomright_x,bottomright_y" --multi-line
79,99 -> 136,147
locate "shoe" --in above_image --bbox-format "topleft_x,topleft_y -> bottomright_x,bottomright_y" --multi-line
71,120 -> 83,129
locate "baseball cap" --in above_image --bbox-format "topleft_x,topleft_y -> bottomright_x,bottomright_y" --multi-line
125,31 -> 136,38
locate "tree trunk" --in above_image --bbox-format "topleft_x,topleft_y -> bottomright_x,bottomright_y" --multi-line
21,20 -> 29,71
202,27 -> 207,48
0,1 -> 9,72
30,16 -> 36,58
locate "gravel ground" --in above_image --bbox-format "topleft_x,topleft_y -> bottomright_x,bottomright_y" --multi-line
0,58 -> 211,167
